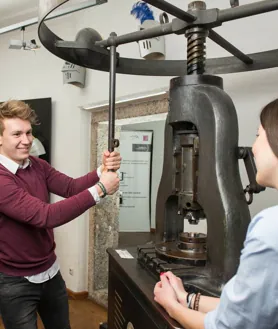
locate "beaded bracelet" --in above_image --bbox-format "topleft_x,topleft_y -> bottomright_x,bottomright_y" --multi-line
97,181 -> 107,198
193,292 -> 201,311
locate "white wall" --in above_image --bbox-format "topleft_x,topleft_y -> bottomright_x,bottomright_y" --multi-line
0,0 -> 278,291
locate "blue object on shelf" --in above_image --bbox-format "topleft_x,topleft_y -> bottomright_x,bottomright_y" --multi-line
130,1 -> 155,24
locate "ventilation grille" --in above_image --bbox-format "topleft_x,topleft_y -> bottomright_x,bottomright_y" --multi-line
113,290 -> 125,329
143,40 -> 152,49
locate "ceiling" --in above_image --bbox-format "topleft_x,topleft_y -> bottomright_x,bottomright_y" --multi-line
0,0 -> 94,29
0,0 -> 38,28
0,0 -> 273,32
0,0 -> 36,14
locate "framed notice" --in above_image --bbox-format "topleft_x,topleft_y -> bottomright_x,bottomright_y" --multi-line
119,130 -> 153,232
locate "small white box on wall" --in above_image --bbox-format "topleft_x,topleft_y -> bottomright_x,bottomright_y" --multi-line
130,1 -> 166,60
138,20 -> 166,60
61,62 -> 86,88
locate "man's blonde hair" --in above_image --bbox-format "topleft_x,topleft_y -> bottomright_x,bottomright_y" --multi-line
0,100 -> 38,135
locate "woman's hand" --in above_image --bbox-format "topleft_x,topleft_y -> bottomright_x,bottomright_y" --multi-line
154,274 -> 180,317
164,271 -> 188,307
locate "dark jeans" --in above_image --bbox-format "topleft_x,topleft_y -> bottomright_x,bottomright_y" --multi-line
0,271 -> 70,329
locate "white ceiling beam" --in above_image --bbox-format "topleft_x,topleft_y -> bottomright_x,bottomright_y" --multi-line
0,0 -> 106,35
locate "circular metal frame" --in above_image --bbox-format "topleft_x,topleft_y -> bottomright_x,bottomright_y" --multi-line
38,0 -> 278,76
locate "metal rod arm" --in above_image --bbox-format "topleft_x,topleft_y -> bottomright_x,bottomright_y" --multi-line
218,0 -> 278,22
108,33 -> 117,153
143,0 -> 196,22
96,22 -> 174,47
209,30 -> 253,64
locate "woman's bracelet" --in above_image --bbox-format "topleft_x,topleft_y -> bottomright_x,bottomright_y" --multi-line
187,293 -> 195,309
193,292 -> 201,311
97,181 -> 107,198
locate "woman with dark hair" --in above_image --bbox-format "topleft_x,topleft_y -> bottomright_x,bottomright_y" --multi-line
154,98 -> 278,329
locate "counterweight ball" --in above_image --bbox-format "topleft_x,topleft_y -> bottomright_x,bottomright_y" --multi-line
75,28 -> 102,44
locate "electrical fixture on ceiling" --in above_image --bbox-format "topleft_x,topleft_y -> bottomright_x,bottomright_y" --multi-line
9,26 -> 40,50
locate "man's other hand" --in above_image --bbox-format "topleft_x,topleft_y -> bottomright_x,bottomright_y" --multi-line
99,171 -> 120,195
101,151 -> 121,173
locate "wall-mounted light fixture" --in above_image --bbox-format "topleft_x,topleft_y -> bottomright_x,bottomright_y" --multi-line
61,61 -> 86,88
9,27 -> 40,50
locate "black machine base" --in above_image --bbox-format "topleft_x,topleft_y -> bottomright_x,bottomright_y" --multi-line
137,245 -> 223,297
105,246 -> 223,329
106,247 -> 184,329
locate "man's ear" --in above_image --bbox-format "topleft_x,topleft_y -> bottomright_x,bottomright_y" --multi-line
0,134 -> 3,146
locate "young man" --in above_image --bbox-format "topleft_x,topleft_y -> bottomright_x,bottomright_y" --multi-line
0,100 -> 121,329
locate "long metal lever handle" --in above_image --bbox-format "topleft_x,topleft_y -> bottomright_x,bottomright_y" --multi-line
108,33 -> 119,171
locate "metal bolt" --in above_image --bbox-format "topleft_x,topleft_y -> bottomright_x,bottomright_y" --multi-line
188,1 -> 206,11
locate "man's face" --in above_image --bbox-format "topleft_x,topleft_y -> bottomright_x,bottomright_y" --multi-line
0,118 -> 33,164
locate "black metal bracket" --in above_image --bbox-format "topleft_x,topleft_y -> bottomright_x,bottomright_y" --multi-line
238,147 -> 265,205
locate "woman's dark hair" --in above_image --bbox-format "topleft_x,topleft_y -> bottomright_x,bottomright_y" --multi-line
260,98 -> 278,157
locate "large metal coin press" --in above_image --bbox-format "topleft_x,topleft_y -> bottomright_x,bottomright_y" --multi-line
38,1 -> 278,327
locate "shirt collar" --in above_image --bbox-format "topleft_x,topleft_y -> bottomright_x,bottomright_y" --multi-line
0,154 -> 31,174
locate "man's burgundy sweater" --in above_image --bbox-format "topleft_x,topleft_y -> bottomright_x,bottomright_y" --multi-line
0,156 -> 99,276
